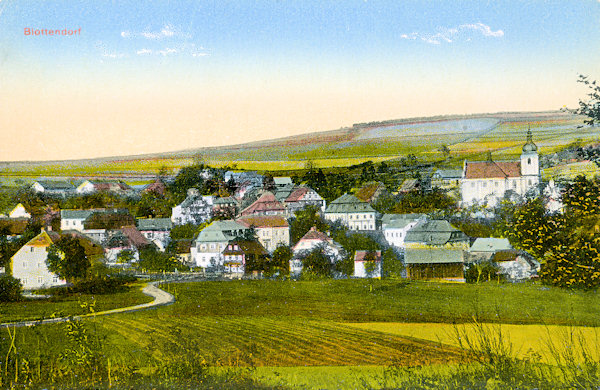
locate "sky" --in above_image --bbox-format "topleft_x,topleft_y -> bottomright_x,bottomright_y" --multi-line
0,0 -> 599,161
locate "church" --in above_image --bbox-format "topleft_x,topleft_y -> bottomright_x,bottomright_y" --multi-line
461,129 -> 540,206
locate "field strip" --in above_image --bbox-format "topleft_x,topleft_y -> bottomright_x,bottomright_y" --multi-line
344,322 -> 600,363
1,282 -> 175,328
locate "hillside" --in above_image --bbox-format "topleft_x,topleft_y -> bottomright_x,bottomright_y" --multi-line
0,110 -> 592,180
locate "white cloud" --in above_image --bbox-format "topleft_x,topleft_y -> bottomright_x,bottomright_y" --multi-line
102,52 -> 126,58
158,47 -> 177,56
136,49 -> 152,55
401,22 -> 504,44
120,31 -> 130,38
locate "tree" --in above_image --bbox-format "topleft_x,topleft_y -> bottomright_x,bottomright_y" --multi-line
0,274 -> 22,302
137,247 -> 188,272
262,173 -> 276,191
382,247 -> 403,278
271,244 -> 293,276
299,246 -> 333,278
289,206 -> 329,244
47,236 -> 90,282
438,144 -> 451,160
573,74 -> 600,126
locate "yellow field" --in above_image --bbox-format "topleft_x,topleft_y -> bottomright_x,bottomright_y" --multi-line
543,161 -> 600,180
345,322 -> 600,364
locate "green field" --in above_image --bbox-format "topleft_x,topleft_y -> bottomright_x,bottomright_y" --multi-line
3,279 -> 600,388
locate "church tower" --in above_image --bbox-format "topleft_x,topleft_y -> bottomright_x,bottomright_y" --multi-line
520,127 -> 540,180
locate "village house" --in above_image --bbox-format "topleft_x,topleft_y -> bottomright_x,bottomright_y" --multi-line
60,209 -> 96,231
224,171 -> 264,199
283,186 -> 326,215
324,194 -> 377,231
4,203 -> 31,219
142,177 -> 167,197
10,230 -> 67,290
273,177 -> 293,189
237,215 -> 290,253
212,196 -> 239,219
76,180 -> 135,197
381,213 -> 426,250
104,225 -> 152,264
239,191 -> 286,217
404,220 -> 470,282
353,250 -> 382,278
290,227 -> 344,275
80,209 -> 136,243
492,250 -> 540,281
431,169 -> 463,188
136,217 -> 173,251
171,189 -> 214,225
468,237 -> 514,263
461,129 -> 541,206
31,180 -> 75,197
191,220 -> 249,269
221,239 -> 269,276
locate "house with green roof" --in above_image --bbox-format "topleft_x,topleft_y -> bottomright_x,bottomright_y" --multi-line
324,194 -> 377,231
31,180 -> 75,197
190,220 -> 249,269
404,220 -> 470,282
381,213 -> 426,249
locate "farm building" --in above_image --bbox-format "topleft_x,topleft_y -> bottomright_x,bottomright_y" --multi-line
353,250 -> 382,278
404,220 -> 470,282
31,180 -> 75,197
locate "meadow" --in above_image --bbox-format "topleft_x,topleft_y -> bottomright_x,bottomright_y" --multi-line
3,279 -> 600,389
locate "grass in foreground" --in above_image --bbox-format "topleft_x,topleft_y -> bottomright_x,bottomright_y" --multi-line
0,282 -> 152,323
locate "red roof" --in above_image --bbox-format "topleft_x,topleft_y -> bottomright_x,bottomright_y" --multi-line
240,192 -> 285,216
285,187 -> 309,203
464,161 -> 521,179
354,250 -> 382,262
121,225 -> 151,248
299,227 -> 332,242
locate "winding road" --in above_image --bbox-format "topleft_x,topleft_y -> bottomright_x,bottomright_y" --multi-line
1,282 -> 175,328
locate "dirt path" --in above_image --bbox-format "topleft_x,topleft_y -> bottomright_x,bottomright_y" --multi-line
1,282 -> 175,328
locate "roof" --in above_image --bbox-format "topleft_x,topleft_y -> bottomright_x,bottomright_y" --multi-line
433,169 -> 463,179
298,227 -> 332,243
91,181 -> 133,192
143,178 -> 166,195
83,210 -> 135,230
61,209 -> 96,220
405,247 -> 465,264
464,161 -> 521,179
381,213 -> 425,229
213,196 -> 237,205
121,226 -> 151,249
355,182 -> 385,203
275,184 -> 298,202
354,250 -> 382,262
284,186 -> 308,202
137,218 -> 173,231
405,220 -> 469,245
24,230 -> 57,247
522,129 -> 538,153
273,177 -> 293,186
240,192 -> 285,215
33,180 -> 75,190
237,215 -> 289,228
179,194 -> 213,208
399,179 -> 419,192
325,194 -> 376,214
222,239 -> 268,256
196,220 -> 248,243
470,238 -> 513,253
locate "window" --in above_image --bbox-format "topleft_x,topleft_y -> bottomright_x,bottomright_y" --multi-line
471,182 -> 475,188
528,158 -> 531,164
22,278 -> 27,285
495,182 -> 499,187
37,276 -> 43,284
22,261 -> 27,268
482,182 -> 487,187
53,276 -> 58,283
30,247 -> 34,252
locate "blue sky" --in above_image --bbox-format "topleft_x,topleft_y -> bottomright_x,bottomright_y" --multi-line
0,0 -> 599,161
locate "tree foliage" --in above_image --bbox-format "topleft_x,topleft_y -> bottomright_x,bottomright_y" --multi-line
298,246 -> 333,278
0,274 -> 22,302
289,206 -> 329,244
574,74 -> 600,126
391,188 -> 456,214
47,236 -> 91,282
137,247 -> 188,272
271,244 -> 293,276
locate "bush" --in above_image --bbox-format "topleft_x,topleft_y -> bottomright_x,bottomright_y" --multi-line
465,262 -> 504,284
44,274 -> 137,296
0,274 -> 22,301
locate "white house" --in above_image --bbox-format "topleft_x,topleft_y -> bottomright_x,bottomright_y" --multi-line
381,213 -> 426,249
290,227 -> 343,275
31,180 -> 75,197
60,209 -> 96,231
461,129 -> 541,206
283,186 -> 326,215
137,218 -> 173,251
10,231 -> 67,290
353,250 -> 382,278
237,215 -> 290,253
171,189 -> 214,225
8,203 -> 31,219
191,220 -> 249,269
324,194 -> 377,231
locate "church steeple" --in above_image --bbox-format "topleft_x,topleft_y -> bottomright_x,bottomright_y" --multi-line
522,127 -> 538,153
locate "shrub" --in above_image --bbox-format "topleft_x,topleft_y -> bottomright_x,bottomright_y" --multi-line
465,262 -> 503,284
0,274 -> 22,302
44,274 -> 137,296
